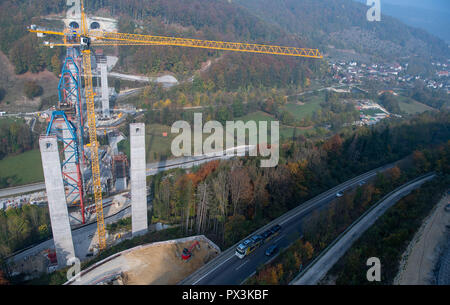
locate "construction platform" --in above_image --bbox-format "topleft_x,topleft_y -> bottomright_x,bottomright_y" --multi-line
65,235 -> 220,285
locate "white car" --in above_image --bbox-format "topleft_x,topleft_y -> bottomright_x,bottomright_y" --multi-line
336,191 -> 344,197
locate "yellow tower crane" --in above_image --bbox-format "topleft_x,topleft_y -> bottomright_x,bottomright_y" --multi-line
29,0 -> 322,251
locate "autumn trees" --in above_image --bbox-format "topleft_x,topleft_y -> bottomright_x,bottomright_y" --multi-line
0,205 -> 51,259
150,110 -> 449,249
0,119 -> 36,161
248,239 -> 314,285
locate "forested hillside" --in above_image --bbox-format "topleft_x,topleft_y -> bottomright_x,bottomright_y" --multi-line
235,0 -> 449,62
2,0 -> 447,91
0,0 -> 326,92
149,110 -> 450,248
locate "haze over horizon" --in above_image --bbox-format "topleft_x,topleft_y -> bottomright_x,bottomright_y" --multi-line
356,0 -> 450,43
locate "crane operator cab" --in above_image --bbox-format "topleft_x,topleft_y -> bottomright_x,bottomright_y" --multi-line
80,37 -> 90,50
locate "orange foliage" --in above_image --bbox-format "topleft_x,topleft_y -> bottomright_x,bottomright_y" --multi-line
256,263 -> 284,285
322,134 -> 343,153
387,166 -> 401,181
0,270 -> 8,285
185,160 -> 220,186
303,241 -> 314,260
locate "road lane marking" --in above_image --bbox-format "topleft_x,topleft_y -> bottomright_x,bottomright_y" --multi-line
184,165 -> 396,284
192,254 -> 235,285
272,235 -> 284,244
240,271 -> 256,285
235,260 -> 249,271
279,174 -> 377,226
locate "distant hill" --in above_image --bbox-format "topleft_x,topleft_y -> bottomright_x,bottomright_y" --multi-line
1,0 -> 448,94
355,0 -> 450,43
235,0 -> 449,62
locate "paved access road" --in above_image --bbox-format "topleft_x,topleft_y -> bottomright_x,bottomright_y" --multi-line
179,163 -> 397,285
7,203 -> 132,265
1,146 -> 253,198
291,174 -> 435,285
0,183 -> 46,199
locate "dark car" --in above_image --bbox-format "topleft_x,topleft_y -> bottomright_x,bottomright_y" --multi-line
270,224 -> 281,235
265,244 -> 279,256
261,230 -> 273,241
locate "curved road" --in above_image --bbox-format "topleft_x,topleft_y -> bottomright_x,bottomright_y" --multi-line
291,174 -> 435,285
179,162 -> 397,285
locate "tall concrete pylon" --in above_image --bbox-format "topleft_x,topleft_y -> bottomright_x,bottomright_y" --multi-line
130,123 -> 148,236
99,61 -> 110,118
39,136 -> 76,268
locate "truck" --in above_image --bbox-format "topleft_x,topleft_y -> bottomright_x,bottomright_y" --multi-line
235,226 -> 281,259
235,238 -> 259,259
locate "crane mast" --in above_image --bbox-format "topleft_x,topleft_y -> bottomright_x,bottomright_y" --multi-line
78,0 -> 107,250
81,48 -> 107,250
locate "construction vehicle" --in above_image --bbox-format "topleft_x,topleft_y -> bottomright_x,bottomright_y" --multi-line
29,1 -> 321,252
181,241 -> 200,261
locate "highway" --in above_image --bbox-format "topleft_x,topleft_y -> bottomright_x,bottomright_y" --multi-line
179,162 -> 397,285
291,173 -> 435,285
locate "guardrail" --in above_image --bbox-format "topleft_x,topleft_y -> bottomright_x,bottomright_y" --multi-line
289,172 -> 435,285
178,161 -> 398,284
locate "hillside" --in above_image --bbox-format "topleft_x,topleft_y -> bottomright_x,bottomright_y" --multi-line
235,0 -> 450,63
356,0 -> 450,43
1,0 -> 448,101
0,0 -> 325,95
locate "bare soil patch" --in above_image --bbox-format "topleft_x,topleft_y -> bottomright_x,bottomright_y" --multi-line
122,240 -> 218,284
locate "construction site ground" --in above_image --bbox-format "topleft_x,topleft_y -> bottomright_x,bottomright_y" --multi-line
394,192 -> 450,284
70,237 -> 219,285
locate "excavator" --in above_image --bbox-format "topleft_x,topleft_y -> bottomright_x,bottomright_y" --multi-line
181,241 -> 201,261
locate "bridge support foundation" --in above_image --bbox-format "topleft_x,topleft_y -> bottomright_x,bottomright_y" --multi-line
39,136 -> 75,268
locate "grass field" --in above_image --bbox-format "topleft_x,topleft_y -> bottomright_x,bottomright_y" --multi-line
360,108 -> 385,116
237,110 -> 313,140
0,149 -> 43,186
0,117 -> 25,127
118,123 -> 176,162
238,111 -> 276,122
397,98 -> 435,114
282,95 -> 323,121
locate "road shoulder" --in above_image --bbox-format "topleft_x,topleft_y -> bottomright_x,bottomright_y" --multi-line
394,192 -> 450,285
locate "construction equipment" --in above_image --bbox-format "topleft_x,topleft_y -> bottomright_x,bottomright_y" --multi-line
29,0 -> 322,252
181,241 -> 200,261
